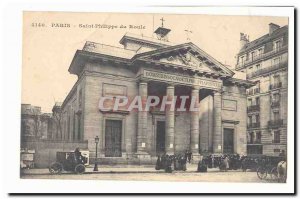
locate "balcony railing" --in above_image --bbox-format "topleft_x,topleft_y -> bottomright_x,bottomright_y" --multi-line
268,119 -> 284,128
247,88 -> 260,95
247,104 -> 260,112
247,122 -> 260,129
236,45 -> 288,69
246,60 -> 288,79
269,82 -> 282,90
248,140 -> 262,144
272,140 -> 281,144
271,101 -> 280,108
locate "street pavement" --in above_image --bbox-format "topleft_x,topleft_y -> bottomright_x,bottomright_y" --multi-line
20,164 -> 277,183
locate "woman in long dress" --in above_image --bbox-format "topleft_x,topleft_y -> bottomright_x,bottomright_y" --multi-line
224,156 -> 230,172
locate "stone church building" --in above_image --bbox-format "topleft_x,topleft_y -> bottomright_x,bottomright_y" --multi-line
59,26 -> 253,163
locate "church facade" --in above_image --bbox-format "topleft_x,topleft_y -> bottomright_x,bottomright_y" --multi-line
60,26 -> 253,163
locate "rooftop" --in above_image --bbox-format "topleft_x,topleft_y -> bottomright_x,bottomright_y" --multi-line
119,32 -> 174,47
83,41 -> 136,59
238,25 -> 288,55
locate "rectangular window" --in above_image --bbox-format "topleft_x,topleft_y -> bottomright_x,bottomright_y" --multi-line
248,116 -> 252,125
258,48 -> 263,56
273,111 -> 280,121
274,130 -> 281,143
255,115 -> 260,124
255,97 -> 260,105
248,99 -> 253,106
274,40 -> 282,51
67,115 -> 70,140
256,64 -> 261,70
249,132 -> 254,144
78,89 -> 82,108
240,56 -> 245,65
248,66 -> 253,73
77,115 -> 81,140
251,51 -> 256,60
256,132 -> 261,143
273,75 -> 281,84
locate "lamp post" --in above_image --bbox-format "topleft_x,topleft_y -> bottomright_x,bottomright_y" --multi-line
93,136 -> 99,171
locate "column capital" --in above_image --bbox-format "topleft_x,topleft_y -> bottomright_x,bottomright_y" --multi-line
138,80 -> 148,85
192,85 -> 200,90
213,90 -> 222,96
166,84 -> 175,89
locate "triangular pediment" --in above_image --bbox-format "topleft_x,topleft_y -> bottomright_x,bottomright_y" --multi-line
145,51 -> 215,73
132,42 -> 234,77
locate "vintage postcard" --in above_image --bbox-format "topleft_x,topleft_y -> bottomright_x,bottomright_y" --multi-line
17,9 -> 294,193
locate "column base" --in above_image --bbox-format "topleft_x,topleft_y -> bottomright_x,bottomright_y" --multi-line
135,151 -> 151,159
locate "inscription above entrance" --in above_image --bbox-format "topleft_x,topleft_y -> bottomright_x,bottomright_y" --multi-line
143,70 -> 222,90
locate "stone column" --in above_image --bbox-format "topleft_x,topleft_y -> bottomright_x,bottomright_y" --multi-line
165,85 -> 175,155
213,91 -> 222,153
137,81 -> 148,154
190,86 -> 200,154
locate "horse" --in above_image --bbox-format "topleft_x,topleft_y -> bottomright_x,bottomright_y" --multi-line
277,161 -> 287,183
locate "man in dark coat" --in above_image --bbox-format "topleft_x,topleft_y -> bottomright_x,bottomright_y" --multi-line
185,150 -> 193,164
74,148 -> 82,164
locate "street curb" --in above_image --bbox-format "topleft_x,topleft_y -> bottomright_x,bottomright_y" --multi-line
21,170 -> 205,175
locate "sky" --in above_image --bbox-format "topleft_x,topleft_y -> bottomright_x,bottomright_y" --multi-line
22,12 -> 288,112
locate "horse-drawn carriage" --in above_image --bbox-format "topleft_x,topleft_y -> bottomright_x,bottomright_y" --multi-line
256,155 -> 285,180
49,151 -> 88,174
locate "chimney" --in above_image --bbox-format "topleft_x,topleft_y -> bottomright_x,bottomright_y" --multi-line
240,33 -> 249,49
269,23 -> 280,35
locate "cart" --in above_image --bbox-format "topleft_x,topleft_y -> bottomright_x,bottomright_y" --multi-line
49,151 -> 88,174
256,156 -> 285,180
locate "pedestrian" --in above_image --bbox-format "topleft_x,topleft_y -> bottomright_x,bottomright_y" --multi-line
155,155 -> 161,170
211,155 -> 215,168
224,155 -> 230,172
185,150 -> 192,164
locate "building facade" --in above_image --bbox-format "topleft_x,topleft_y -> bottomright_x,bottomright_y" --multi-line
58,26 -> 253,163
21,104 -> 52,146
235,23 -> 288,155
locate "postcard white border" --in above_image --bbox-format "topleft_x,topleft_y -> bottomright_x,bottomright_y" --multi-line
0,2 -> 295,195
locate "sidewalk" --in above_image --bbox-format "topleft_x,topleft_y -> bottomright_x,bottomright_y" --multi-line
21,164 -> 202,175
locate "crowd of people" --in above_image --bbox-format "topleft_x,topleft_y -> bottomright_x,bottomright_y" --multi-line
155,149 -> 287,173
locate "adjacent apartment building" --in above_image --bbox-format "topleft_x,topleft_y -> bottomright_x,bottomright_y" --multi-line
235,23 -> 288,155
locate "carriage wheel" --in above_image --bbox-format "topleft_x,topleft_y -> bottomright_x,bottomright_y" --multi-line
75,164 -> 85,174
257,167 -> 267,179
49,162 -> 63,174
270,167 -> 279,180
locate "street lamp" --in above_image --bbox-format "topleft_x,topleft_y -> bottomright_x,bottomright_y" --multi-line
93,136 -> 100,171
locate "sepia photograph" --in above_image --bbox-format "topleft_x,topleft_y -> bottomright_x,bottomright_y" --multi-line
1,4 -> 295,195
20,11 -> 291,184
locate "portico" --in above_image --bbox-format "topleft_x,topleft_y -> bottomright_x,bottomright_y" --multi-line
134,67 -> 225,158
